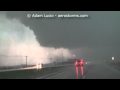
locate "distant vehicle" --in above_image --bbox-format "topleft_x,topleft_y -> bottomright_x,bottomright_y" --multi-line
75,59 -> 84,67
39,63 -> 43,68
37,63 -> 43,69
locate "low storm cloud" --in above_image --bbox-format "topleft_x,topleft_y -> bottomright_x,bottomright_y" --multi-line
1,11 -> 120,63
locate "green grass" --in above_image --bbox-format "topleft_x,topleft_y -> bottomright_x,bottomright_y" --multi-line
0,66 -> 69,79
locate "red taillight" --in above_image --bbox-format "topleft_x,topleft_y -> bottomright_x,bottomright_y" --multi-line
75,61 -> 78,66
80,61 -> 84,65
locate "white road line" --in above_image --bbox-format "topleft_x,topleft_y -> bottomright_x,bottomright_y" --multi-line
36,67 -> 73,79
106,64 -> 120,74
82,75 -> 85,79
80,65 -> 93,79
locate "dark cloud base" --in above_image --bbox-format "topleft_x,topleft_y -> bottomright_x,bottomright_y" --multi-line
5,10 -> 120,62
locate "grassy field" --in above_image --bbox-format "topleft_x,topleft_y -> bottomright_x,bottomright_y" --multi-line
0,66 -> 70,79
109,61 -> 120,67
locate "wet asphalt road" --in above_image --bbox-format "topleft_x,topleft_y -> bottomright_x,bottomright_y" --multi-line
39,62 -> 120,79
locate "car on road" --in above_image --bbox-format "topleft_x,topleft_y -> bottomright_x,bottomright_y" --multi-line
37,63 -> 43,69
75,59 -> 84,67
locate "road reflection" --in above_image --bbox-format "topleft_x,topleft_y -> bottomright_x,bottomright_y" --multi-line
75,66 -> 84,79
76,66 -> 79,79
80,66 -> 84,76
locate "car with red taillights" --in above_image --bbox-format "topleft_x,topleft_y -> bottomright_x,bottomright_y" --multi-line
75,59 -> 84,67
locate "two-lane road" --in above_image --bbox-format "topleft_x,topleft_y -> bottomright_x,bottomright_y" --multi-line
38,63 -> 91,79
38,62 -> 120,79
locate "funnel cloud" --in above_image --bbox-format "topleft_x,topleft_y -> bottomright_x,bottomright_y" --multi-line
0,12 -> 72,66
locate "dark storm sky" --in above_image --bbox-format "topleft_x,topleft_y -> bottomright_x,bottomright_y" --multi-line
5,11 -> 120,61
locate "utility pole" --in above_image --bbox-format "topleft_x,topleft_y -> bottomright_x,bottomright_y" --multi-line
61,51 -> 64,64
50,58 -> 52,65
26,56 -> 28,67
